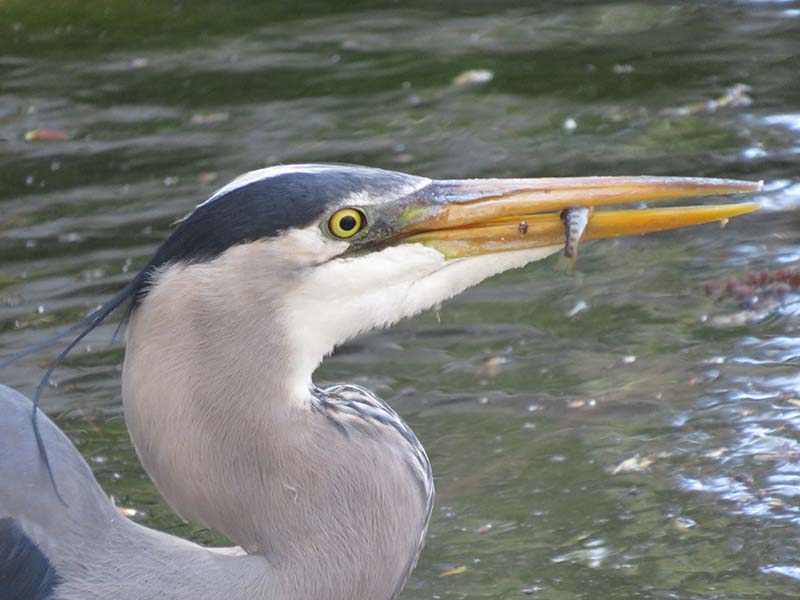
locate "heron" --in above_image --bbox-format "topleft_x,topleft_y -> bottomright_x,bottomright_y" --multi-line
0,164 -> 759,600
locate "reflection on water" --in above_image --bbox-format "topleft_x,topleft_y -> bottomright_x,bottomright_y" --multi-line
2,1 -> 800,598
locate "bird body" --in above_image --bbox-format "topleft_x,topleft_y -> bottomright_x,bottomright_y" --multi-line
0,164 -> 759,599
0,376 -> 431,600
0,385 -> 274,600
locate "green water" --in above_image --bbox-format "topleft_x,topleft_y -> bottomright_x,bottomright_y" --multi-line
2,1 -> 800,598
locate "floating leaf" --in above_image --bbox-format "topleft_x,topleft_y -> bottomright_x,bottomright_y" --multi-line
611,454 -> 655,475
451,69 -> 493,87
438,565 -> 467,578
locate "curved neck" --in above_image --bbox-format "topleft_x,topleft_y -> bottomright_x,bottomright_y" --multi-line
121,252 -> 430,600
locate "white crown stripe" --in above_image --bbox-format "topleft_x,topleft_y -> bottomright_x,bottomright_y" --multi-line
196,164 -> 342,211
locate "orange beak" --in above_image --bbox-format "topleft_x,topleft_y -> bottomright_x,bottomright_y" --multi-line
394,176 -> 761,258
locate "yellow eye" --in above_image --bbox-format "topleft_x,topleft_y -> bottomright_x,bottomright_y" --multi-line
328,208 -> 365,239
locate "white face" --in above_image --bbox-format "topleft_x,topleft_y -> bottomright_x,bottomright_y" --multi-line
279,225 -> 560,378
156,164 -> 563,385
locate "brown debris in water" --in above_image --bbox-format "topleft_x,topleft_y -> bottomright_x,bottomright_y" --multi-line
25,129 -> 70,141
610,454 -> 656,475
704,268 -> 800,303
477,356 -> 509,379
660,83 -> 752,117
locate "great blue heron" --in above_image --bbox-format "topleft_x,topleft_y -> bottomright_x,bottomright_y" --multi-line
0,164 -> 759,600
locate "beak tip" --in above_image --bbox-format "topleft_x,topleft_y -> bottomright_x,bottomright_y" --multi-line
739,201 -> 761,215
739,179 -> 764,194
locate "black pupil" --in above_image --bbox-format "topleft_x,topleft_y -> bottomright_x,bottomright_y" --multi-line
339,215 -> 358,231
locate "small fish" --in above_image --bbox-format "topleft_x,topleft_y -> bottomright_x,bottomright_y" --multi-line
555,206 -> 591,274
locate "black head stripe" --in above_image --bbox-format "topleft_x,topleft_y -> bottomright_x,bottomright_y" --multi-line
153,172 -> 332,267
135,165 -> 424,304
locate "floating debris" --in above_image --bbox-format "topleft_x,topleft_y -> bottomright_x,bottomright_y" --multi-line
477,356 -> 509,379
520,585 -> 543,595
567,398 -> 597,409
438,565 -> 467,578
703,356 -> 726,365
610,454 -> 655,475
672,516 -> 696,531
701,267 -> 800,326
59,232 -> 83,243
407,69 -> 494,109
704,268 -> 800,301
24,129 -> 69,142
451,69 -> 494,88
700,309 -> 771,328
661,83 -> 752,117
197,171 -> 219,185
705,447 -> 728,459
565,300 -> 588,317
190,111 -> 230,125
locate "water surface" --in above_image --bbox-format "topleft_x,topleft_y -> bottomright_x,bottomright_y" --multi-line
2,1 -> 800,598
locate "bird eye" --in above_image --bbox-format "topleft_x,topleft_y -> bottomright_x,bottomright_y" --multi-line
328,208 -> 366,239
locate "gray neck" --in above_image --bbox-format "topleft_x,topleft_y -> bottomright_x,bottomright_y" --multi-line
122,246 -> 430,600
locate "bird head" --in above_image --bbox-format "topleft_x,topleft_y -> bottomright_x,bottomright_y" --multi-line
124,164 -> 758,381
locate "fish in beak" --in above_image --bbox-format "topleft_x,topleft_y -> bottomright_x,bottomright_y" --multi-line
382,176 -> 761,260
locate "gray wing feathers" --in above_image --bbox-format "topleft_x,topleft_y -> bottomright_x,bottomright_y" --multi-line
0,385 -> 114,534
